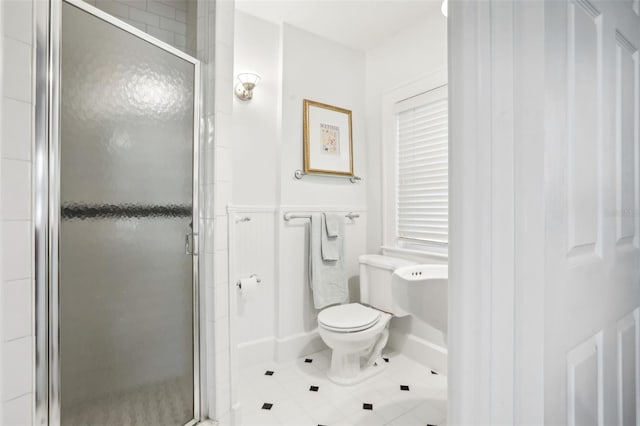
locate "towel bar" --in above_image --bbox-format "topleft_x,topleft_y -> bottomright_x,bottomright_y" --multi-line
283,212 -> 360,221
294,169 -> 362,183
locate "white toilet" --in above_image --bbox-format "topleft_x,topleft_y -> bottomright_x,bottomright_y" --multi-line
317,254 -> 416,385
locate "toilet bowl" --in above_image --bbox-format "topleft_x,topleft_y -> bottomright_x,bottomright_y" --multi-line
318,303 -> 392,385
316,254 -> 417,385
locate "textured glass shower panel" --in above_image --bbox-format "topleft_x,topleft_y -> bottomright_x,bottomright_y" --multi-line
59,3 -> 195,425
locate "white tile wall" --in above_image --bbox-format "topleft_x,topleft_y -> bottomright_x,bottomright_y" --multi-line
2,279 -> 31,342
208,0 -> 236,420
2,0 -> 31,45
1,160 -> 31,220
3,393 -> 31,426
2,3 -> 34,422
3,37 -> 31,103
1,222 -> 31,282
1,98 -> 31,161
86,0 -> 196,54
2,337 -> 32,401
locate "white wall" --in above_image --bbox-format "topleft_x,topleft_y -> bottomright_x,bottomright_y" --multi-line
232,11 -> 280,206
277,23 -> 367,343
364,12 -> 448,370
209,0 -> 236,421
230,8 -> 449,371
230,12 -> 280,363
365,11 -> 447,254
279,24 -> 366,207
231,13 -> 368,364
1,0 -> 34,424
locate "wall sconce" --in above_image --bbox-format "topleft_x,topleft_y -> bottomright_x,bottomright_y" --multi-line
234,72 -> 261,101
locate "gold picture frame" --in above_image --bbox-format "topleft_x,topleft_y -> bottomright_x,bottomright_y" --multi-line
303,99 -> 354,176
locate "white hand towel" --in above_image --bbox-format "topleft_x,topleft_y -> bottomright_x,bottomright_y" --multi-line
321,214 -> 341,261
324,213 -> 341,237
308,213 -> 348,309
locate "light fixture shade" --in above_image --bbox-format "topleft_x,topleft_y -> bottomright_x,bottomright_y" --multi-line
237,72 -> 261,87
441,0 -> 448,17
235,72 -> 261,101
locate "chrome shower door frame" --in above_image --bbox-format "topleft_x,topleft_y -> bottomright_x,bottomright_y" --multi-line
34,1 -> 202,425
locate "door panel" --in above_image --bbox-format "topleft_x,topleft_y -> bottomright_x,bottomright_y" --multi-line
545,1 -> 640,425
58,2 -> 197,425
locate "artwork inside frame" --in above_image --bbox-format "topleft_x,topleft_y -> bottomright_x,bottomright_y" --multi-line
303,99 -> 354,176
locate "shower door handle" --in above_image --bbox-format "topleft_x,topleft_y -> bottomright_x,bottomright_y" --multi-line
185,232 -> 198,256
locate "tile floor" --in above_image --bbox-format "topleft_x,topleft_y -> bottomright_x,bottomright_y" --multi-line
237,350 -> 447,426
64,377 -> 192,426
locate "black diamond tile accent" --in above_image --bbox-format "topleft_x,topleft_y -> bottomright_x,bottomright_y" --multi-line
400,385 -> 410,391
431,370 -> 438,375
383,357 -> 389,363
309,385 -> 319,392
363,403 -> 373,410
304,358 -> 313,363
264,370 -> 274,376
261,403 -> 273,410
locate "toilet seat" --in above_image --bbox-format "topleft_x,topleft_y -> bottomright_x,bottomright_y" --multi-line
318,303 -> 381,333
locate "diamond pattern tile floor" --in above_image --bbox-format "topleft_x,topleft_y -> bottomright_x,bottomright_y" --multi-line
237,350 -> 447,426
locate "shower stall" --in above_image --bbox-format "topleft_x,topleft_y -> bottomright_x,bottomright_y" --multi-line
34,1 -> 202,424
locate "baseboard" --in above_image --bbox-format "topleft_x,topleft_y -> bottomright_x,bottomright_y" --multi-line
237,331 -> 327,367
275,329 -> 327,363
388,332 -> 448,375
237,337 -> 276,367
239,331 -> 447,373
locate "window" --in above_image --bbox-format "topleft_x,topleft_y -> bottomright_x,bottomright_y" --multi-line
394,85 -> 448,251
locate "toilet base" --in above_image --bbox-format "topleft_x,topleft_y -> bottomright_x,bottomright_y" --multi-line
327,353 -> 388,385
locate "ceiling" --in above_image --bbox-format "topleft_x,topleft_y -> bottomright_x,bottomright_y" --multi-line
234,0 -> 443,51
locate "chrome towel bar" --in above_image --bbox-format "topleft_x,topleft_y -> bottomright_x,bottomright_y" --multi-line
294,169 -> 362,183
283,212 -> 360,221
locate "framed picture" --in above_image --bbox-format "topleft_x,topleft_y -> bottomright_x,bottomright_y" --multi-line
303,99 -> 353,176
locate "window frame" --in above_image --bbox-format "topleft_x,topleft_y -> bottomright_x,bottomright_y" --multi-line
380,68 -> 448,260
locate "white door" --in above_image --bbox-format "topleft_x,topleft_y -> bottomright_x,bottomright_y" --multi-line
545,1 -> 640,425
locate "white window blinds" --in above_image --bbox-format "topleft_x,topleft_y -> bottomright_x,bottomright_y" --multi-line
395,85 -> 448,246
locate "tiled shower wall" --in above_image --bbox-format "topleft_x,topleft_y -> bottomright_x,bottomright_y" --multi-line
1,0 -> 35,424
85,0 -> 197,56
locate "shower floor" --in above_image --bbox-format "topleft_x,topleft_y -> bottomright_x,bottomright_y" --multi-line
237,349 -> 447,426
63,377 -> 192,426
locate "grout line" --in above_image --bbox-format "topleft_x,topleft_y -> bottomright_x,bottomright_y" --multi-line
2,94 -> 33,105
2,34 -> 32,47
0,157 -> 32,164
4,334 -> 33,343
3,391 -> 31,404
1,95 -> 32,105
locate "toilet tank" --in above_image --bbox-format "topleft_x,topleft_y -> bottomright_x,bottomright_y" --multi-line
359,254 -> 416,316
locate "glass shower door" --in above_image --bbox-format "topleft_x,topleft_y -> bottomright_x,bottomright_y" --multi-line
58,2 -> 198,425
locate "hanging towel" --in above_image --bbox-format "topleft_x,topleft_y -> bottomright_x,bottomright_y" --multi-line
308,213 -> 349,309
324,213 -> 341,237
321,213 -> 342,261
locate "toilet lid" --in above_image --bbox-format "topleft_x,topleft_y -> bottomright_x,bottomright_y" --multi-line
318,303 -> 381,332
